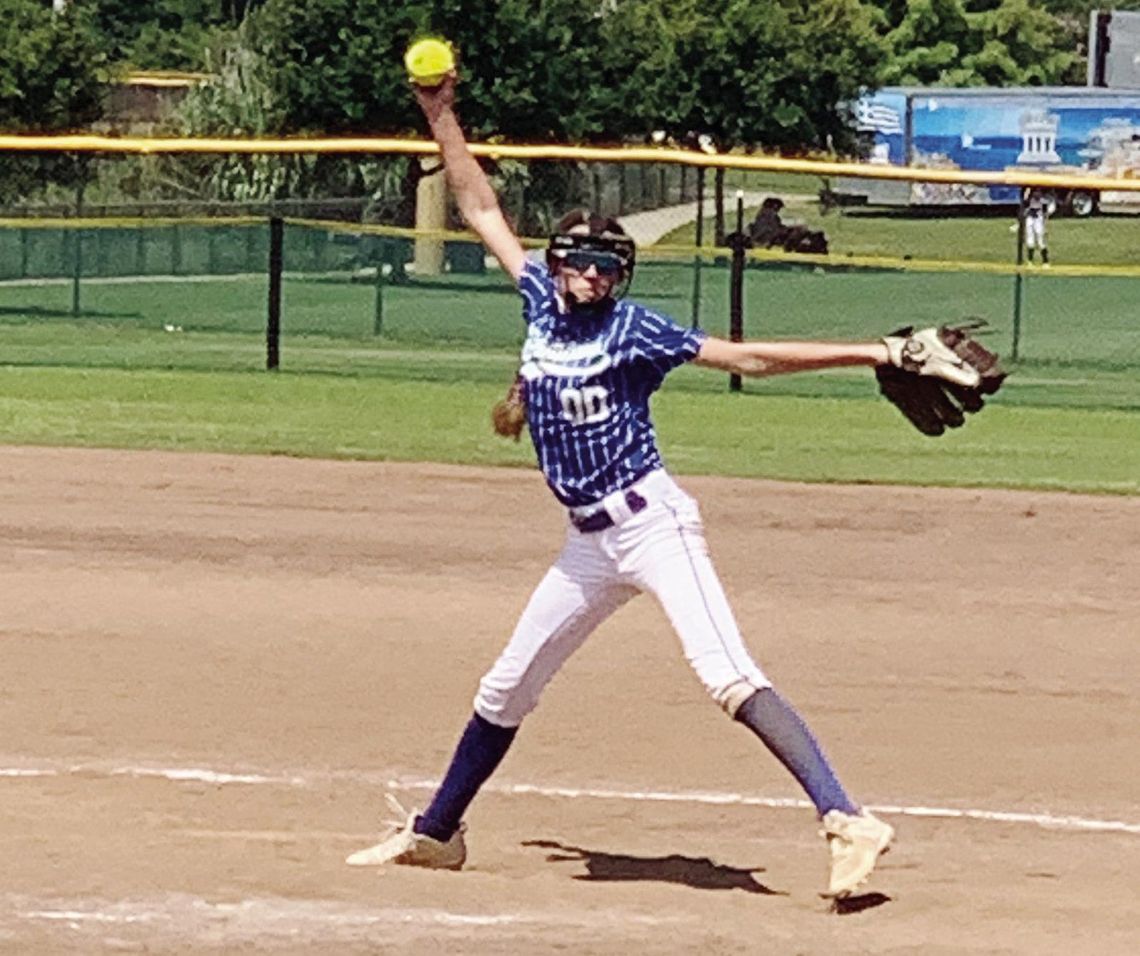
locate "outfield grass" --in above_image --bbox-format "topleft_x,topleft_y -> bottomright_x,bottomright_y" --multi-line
2,266 -> 1137,383
1,220 -> 1137,495
0,366 -> 1135,494
721,169 -> 822,197
663,204 -> 1140,266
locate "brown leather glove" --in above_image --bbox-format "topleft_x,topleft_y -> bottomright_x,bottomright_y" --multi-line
491,374 -> 528,441
877,320 -> 1007,436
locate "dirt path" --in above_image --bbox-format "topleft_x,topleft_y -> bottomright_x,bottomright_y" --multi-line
1,446 -> 1137,953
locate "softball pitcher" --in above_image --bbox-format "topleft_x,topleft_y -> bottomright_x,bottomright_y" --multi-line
343,69 -> 980,899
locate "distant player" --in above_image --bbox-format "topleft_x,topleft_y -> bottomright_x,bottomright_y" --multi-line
345,70 -> 934,899
1023,188 -> 1051,267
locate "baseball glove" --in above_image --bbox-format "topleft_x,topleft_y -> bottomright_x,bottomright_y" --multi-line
877,320 -> 1007,436
491,374 -> 528,441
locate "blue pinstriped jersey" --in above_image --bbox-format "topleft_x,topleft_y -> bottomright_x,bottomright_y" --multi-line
517,259 -> 707,507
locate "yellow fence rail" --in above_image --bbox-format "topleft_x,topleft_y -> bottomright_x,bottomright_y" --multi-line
3,134 -> 1140,194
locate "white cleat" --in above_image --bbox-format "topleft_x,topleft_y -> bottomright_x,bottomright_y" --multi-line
819,809 -> 894,898
346,794 -> 467,870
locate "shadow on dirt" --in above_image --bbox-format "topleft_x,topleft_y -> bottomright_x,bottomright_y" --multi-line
522,838 -> 784,895
830,891 -> 893,915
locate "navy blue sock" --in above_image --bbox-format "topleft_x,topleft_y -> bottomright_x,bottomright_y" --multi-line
414,713 -> 518,841
734,688 -> 859,817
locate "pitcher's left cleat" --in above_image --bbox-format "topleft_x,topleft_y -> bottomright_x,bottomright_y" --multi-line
820,809 -> 894,898
346,794 -> 466,870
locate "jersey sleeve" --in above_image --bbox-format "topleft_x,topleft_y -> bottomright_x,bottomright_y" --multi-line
627,305 -> 708,375
517,257 -> 556,326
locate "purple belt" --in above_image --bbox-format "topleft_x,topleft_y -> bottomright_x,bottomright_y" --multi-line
569,489 -> 648,533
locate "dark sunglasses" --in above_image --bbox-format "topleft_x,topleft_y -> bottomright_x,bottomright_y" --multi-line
561,250 -> 624,276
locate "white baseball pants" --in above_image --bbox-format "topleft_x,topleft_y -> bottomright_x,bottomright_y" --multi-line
1025,214 -> 1047,249
474,469 -> 770,727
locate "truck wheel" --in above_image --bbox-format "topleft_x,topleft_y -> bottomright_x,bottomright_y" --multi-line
1065,190 -> 1098,217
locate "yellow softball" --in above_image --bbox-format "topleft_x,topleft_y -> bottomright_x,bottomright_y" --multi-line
404,38 -> 456,86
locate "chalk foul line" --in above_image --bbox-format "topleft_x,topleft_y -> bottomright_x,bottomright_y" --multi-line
2,762 -> 1137,836
389,778 -> 1140,836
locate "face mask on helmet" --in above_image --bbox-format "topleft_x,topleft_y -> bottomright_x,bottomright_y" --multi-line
546,213 -> 636,303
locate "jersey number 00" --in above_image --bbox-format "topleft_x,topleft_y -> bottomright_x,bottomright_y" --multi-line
560,385 -> 612,425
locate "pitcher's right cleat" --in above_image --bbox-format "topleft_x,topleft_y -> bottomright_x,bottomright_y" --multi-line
346,795 -> 467,870
819,809 -> 894,898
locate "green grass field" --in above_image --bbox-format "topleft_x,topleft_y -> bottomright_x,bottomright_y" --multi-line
1,218 -> 1137,495
664,203 -> 1140,266
2,264 -> 1137,380
0,365 -> 1136,494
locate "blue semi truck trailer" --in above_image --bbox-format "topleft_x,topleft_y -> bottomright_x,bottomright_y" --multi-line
832,86 -> 1140,216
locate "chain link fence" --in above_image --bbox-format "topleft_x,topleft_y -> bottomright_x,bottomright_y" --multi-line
1,151 -> 1138,405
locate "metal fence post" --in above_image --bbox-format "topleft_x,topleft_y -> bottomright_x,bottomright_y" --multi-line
267,216 -> 283,370
373,244 -> 385,336
690,166 -> 705,329
728,191 -> 745,393
71,180 -> 84,317
171,223 -> 182,275
1012,187 -> 1027,361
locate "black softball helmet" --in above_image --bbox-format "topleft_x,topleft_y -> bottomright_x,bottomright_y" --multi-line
546,209 -> 636,300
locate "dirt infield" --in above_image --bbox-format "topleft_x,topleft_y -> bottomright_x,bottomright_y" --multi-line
1,445 -> 1137,954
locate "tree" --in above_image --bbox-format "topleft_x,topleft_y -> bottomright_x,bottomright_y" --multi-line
0,0 -> 109,203
604,0 -> 886,151
164,33 -> 411,211
601,0 -> 887,239
871,0 -> 1099,86
879,0 -> 979,85
86,1 -> 263,70
171,0 -> 639,225
173,0 -> 889,229
244,0 -> 627,141
963,0 -> 1075,86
